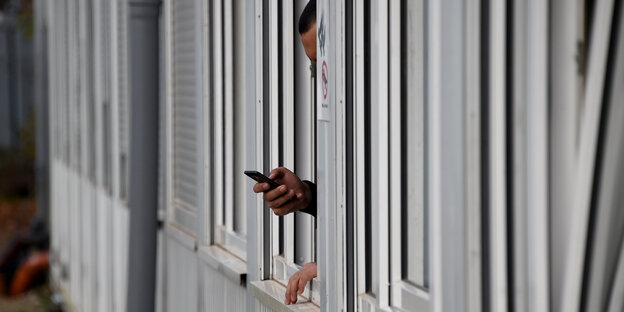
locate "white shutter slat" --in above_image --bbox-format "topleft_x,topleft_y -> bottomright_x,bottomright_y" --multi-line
117,0 -> 130,199
171,0 -> 199,213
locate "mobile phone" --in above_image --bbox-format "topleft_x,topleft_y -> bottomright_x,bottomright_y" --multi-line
244,170 -> 281,190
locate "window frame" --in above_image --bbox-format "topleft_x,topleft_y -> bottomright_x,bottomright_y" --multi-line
353,0 -> 431,309
250,0 -> 320,305
164,0 -> 205,238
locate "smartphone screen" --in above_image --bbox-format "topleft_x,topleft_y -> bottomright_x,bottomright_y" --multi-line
244,170 -> 281,190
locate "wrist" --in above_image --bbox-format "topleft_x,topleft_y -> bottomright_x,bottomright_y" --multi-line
303,180 -> 313,206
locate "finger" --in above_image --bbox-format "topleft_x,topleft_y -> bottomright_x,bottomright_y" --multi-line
285,275 -> 297,305
290,276 -> 299,303
285,280 -> 291,305
269,167 -> 286,180
298,277 -> 307,295
271,197 -> 301,215
263,185 -> 288,202
253,182 -> 270,193
269,189 -> 295,209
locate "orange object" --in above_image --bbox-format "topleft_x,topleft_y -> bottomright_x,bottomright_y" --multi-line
9,251 -> 49,297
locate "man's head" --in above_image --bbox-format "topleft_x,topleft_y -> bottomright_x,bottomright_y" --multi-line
299,0 -> 316,64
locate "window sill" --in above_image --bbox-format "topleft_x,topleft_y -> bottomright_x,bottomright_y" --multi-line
198,245 -> 247,286
166,224 -> 197,251
273,256 -> 320,303
250,280 -> 320,312
215,226 -> 247,260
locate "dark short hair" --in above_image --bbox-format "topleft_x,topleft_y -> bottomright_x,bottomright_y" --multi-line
298,0 -> 316,35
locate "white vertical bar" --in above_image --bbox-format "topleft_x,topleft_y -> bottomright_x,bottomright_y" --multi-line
525,0 -> 550,310
332,0 -> 346,308
213,0 -> 224,239
293,0 -> 314,266
562,0 -> 615,310
233,0 -> 248,237
269,0 -> 280,260
110,0 -> 120,202
253,0 -> 266,281
200,0 -> 212,245
510,2 -> 529,311
489,0 -> 508,311
282,0 -> 296,264
164,0 -> 174,231
426,0 -> 443,308
354,0 -> 367,297
223,0 -> 234,232
464,0 -> 481,311
388,0 -> 402,304
548,0 -> 582,307
586,7 -> 624,310
370,0 -> 389,306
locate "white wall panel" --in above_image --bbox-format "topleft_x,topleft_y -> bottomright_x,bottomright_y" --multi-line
113,203 -> 130,312
166,236 -> 199,312
201,263 -> 247,312
96,188 -> 114,312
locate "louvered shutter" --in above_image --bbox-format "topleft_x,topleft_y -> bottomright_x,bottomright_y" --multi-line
171,0 -> 200,229
101,0 -> 113,193
71,1 -> 82,172
117,0 -> 130,200
87,0 -> 96,182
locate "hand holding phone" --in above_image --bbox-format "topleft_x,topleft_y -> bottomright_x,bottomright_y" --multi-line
247,168 -> 312,216
244,170 -> 281,190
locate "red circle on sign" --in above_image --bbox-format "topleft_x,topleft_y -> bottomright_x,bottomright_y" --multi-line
322,61 -> 328,100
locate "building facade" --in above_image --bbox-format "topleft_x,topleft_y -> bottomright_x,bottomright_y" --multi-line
38,0 -> 624,311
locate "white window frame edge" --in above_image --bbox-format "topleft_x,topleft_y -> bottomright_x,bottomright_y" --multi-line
199,0 -> 248,285
224,0 -> 235,235
163,0 -> 204,240
369,0 -> 390,308
268,0 -> 281,265
488,0 -> 509,311
213,0 -> 225,245
585,5 -> 624,311
464,0 -> 483,310
353,0 -> 366,304
214,0 -> 249,260
110,0 -> 121,206
252,0 -> 266,283
281,0 -> 296,268
388,0 -> 431,309
316,0 -> 346,310
163,0 -> 174,234
562,0 -> 616,310
200,0 -> 213,247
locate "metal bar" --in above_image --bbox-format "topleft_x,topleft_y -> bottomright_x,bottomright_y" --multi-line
223,0 -> 234,232
388,0 -> 402,307
489,0 -> 508,310
370,0 -> 390,306
354,0 -> 366,297
281,0 -> 295,264
213,0 -> 224,239
464,0 -> 482,310
525,0 -> 550,310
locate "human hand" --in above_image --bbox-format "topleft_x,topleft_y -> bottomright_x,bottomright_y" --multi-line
285,262 -> 317,305
252,167 -> 312,216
